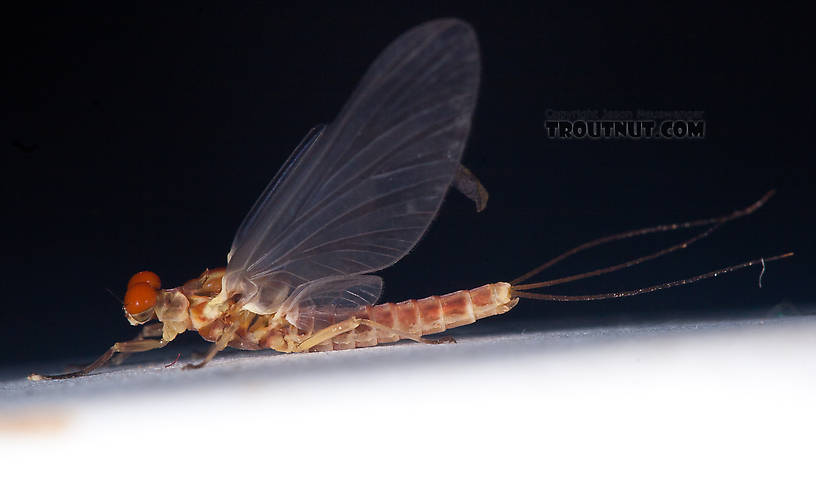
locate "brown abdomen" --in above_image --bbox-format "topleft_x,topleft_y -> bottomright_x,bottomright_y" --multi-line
318,282 -> 518,351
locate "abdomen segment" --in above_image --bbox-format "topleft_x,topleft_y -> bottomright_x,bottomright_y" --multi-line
316,282 -> 518,351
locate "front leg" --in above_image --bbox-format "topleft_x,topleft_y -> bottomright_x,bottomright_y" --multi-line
28,335 -> 170,381
111,322 -> 164,365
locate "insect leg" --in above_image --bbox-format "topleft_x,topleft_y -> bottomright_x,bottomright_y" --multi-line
111,322 -> 164,365
62,322 -> 164,370
182,320 -> 242,370
295,317 -> 365,352
295,318 -> 454,352
28,337 -> 170,381
454,165 -> 489,212
357,319 -> 456,345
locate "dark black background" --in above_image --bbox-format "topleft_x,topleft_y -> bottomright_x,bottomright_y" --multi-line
4,3 -> 812,365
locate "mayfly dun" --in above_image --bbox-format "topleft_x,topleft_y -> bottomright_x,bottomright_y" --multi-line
29,19 -> 791,380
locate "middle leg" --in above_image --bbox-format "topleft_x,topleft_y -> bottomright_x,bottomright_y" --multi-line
183,320 -> 242,370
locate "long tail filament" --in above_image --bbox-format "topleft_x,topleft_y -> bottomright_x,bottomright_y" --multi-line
510,189 -> 776,286
510,190 -> 792,301
513,253 -> 793,301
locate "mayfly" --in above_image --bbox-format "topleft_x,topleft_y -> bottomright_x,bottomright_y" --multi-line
29,19 -> 791,380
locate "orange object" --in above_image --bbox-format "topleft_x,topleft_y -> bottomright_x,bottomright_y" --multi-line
124,282 -> 158,314
127,271 -> 161,291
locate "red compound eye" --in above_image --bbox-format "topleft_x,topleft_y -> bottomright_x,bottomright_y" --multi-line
124,282 -> 158,315
127,270 -> 161,290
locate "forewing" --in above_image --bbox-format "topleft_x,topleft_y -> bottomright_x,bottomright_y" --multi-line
223,19 -> 481,315
277,275 -> 383,333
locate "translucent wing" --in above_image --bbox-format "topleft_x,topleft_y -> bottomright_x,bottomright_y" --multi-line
277,275 -> 383,333
221,19 -> 481,318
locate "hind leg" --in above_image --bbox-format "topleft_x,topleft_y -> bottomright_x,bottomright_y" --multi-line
294,318 -> 454,352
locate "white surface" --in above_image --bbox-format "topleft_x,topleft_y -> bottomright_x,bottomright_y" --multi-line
1,315 -> 814,477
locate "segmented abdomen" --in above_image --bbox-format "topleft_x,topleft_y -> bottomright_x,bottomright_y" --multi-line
315,282 -> 518,351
